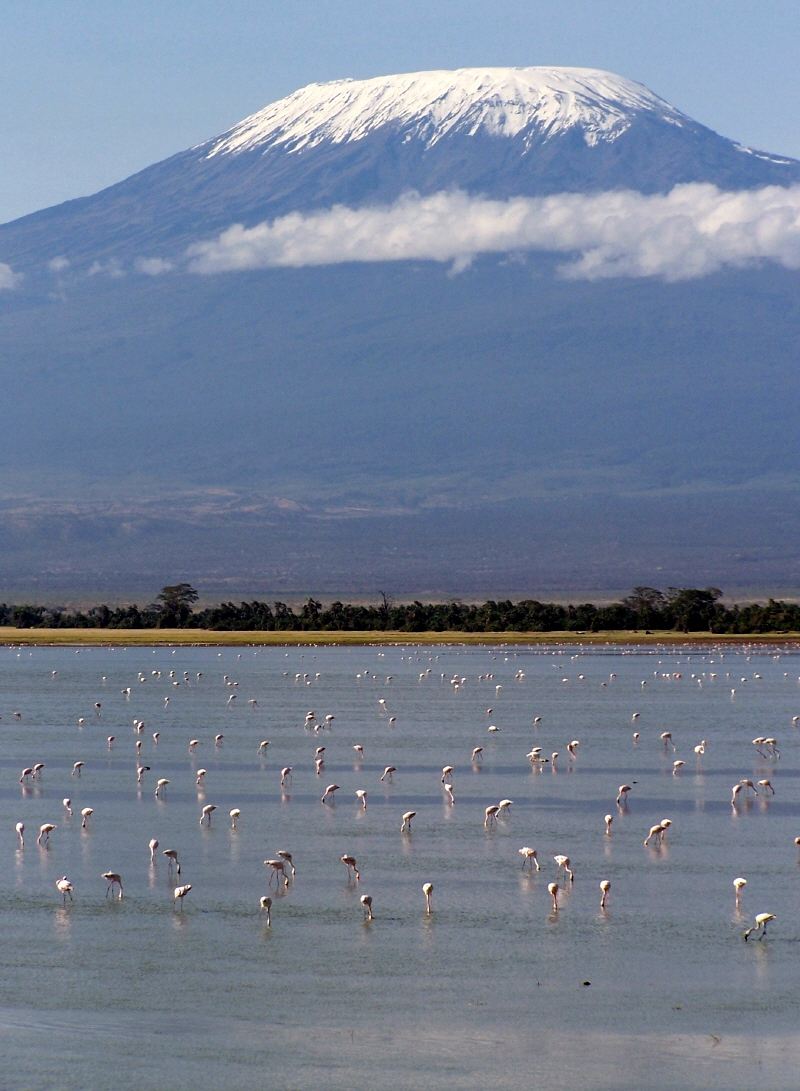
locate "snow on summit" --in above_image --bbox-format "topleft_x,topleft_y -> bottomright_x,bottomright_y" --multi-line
203,67 -> 686,158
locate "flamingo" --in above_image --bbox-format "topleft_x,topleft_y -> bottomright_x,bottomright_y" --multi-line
163,849 -> 181,875
744,913 -> 776,940
102,872 -> 123,899
199,804 -> 216,825
155,778 -> 169,797
548,882 -> 559,912
353,745 -> 364,759
400,811 -> 416,833
257,740 -> 270,754
471,747 -> 483,762
264,860 -> 288,888
19,768 -> 33,784
733,877 -> 747,906
229,809 -> 241,828
497,799 -> 513,815
149,838 -> 159,862
72,762 -> 84,776
758,779 -> 775,795
15,822 -> 24,846
37,823 -> 56,845
360,894 -> 373,921
604,814 -> 613,835
276,851 -> 295,876
752,737 -> 769,759
519,847 -> 540,870
423,882 -> 433,914
660,732 -> 676,752
321,784 -> 339,803
62,798 -> 73,816
554,855 -> 573,882
195,769 -> 207,786
600,879 -> 611,908
644,824 -> 663,847
280,767 -> 292,787
380,766 -> 396,783
616,785 -> 632,806
443,782 -> 455,803
484,806 -> 500,827
341,855 -> 360,881
441,766 -> 453,783
259,896 -> 272,924
173,884 -> 192,910
355,789 -> 367,810
56,876 -> 73,904
81,808 -> 93,828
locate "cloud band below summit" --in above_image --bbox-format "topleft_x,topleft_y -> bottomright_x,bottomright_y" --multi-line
185,183 -> 800,281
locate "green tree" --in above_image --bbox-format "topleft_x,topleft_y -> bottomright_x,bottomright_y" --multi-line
155,583 -> 199,626
622,586 -> 666,628
665,587 -> 723,633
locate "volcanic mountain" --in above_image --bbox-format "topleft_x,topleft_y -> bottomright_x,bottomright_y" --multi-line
1,68 -> 799,596
2,66 -> 799,269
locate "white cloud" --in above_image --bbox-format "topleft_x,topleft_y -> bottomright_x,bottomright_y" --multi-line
88,259 -> 124,278
134,256 -> 173,276
48,256 -> 70,273
185,184 -> 800,281
0,262 -> 23,289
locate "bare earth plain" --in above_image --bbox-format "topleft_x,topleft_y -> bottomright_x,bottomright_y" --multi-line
0,628 -> 797,646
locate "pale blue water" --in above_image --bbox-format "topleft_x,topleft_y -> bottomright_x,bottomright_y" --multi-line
1,642 -> 800,1090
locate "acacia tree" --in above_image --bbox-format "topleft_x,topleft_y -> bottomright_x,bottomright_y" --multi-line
155,583 -> 199,626
622,586 -> 666,628
665,587 -> 723,633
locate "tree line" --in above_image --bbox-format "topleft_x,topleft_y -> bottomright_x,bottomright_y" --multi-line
1,583 -> 800,633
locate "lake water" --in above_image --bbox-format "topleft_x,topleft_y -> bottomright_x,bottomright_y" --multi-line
1,641 -> 800,1090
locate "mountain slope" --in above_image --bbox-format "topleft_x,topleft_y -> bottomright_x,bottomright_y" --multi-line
1,67 -> 800,594
2,67 -> 799,270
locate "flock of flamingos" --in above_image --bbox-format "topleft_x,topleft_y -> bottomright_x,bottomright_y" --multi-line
6,643 -> 789,943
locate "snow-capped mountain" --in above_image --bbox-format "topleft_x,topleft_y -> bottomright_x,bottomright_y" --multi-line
2,66 -> 799,270
202,67 -> 687,155
2,67 -> 800,595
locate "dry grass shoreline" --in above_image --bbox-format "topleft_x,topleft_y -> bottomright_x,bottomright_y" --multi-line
0,627 -> 797,647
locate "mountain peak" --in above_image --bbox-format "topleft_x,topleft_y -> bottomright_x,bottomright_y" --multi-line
201,66 -> 686,158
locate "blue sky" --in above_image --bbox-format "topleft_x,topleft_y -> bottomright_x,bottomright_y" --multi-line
1,0 -> 799,224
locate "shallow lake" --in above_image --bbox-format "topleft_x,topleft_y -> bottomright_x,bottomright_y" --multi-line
1,641 -> 799,1090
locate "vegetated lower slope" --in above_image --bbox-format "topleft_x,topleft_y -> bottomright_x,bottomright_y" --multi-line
1,256 -> 800,593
